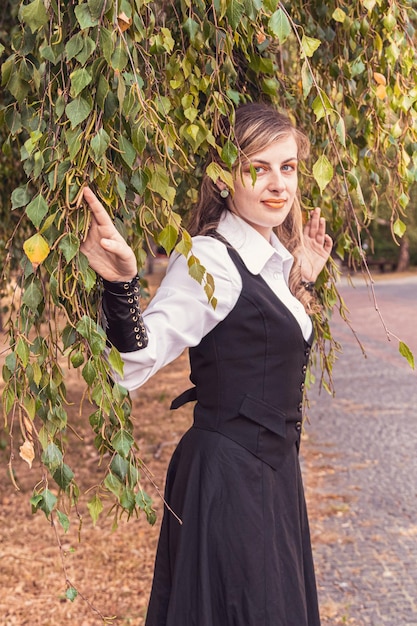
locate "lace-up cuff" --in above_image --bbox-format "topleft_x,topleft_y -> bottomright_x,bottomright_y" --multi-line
102,276 -> 148,352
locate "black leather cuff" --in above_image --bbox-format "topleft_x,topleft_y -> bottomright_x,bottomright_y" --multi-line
102,276 -> 148,352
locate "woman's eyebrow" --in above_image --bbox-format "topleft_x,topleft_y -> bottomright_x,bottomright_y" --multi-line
247,156 -> 299,164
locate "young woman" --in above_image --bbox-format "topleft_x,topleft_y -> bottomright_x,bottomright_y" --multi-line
81,102 -> 333,626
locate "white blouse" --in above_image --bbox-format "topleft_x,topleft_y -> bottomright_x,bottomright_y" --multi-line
114,211 -> 313,391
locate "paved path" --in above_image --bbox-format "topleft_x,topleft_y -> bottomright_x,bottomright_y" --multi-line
307,274 -> 417,625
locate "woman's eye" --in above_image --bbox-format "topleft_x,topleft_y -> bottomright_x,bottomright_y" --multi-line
282,163 -> 297,172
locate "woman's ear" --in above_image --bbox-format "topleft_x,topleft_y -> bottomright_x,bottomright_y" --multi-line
216,179 -> 230,199
215,179 -> 227,192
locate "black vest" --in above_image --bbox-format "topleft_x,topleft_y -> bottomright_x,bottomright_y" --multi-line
172,244 -> 312,470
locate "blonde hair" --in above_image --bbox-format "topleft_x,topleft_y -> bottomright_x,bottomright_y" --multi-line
188,102 -> 318,312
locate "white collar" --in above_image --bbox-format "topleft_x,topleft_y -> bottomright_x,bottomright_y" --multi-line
216,211 -> 294,282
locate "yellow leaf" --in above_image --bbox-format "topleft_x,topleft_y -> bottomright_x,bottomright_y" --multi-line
373,72 -> 386,86
23,233 -> 50,269
375,84 -> 387,100
118,12 -> 132,32
19,440 -> 35,468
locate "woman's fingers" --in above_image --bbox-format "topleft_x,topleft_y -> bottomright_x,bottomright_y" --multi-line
79,187 -> 138,281
305,209 -> 329,248
82,187 -> 114,228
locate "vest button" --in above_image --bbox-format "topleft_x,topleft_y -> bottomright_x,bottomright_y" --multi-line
301,365 -> 307,374
300,382 -> 305,392
295,421 -> 302,432
297,402 -> 303,412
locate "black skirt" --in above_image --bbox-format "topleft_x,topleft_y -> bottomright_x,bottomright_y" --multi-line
145,425 -> 320,626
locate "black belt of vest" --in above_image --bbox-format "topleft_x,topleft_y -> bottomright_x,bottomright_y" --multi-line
171,387 -> 301,470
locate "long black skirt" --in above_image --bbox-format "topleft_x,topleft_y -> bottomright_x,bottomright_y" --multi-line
145,426 -> 321,626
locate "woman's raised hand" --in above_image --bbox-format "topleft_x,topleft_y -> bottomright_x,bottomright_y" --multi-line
80,187 -> 138,282
300,207 -> 333,282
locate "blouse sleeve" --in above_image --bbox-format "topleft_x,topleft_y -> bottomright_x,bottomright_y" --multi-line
111,236 -> 242,391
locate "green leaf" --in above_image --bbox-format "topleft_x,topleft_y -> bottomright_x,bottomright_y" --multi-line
70,350 -> 84,368
111,454 -> 129,480
157,224 -> 178,255
65,33 -> 84,62
20,0 -> 49,33
58,233 -> 80,263
87,494 -> 103,525
118,135 -> 136,169
70,68 -> 92,98
175,231 -> 193,257
107,347 -> 124,378
335,116 -> 346,147
221,140 -> 238,168
39,488 -> 57,516
56,510 -> 70,533
11,186 -> 31,210
3,384 -> 16,416
393,218 -> 406,238
131,127 -> 146,155
42,443 -> 63,472
112,429 -> 134,458
53,463 -> 74,490
30,493 -> 43,513
88,0 -> 108,20
332,8 -> 346,23
65,587 -> 78,602
182,17 -> 200,42
5,352 -> 17,374
135,490 -> 156,525
65,127 -> 83,161
82,359 -> 97,385
16,337 -> 30,367
120,486 -> 135,512
148,165 -> 176,204
111,44 -> 128,72
104,472 -> 123,497
74,3 -> 99,29
312,95 -> 328,122
206,162 -> 234,189
399,341 -> 414,369
99,27 -> 114,64
301,61 -> 313,98
22,281 -> 43,310
301,35 -> 321,57
75,35 -> 96,65
226,0 -> 245,29
76,316 -> 107,355
65,97 -> 92,129
91,128 -> 111,161
268,9 -> 291,43
312,155 -> 334,193
188,256 -> 205,283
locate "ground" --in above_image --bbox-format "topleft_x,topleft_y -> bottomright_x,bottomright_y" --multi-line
0,261 -> 352,626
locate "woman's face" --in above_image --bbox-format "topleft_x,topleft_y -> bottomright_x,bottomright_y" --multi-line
225,134 -> 299,240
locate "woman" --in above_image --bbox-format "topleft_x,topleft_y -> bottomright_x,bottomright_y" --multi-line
81,102 -> 333,626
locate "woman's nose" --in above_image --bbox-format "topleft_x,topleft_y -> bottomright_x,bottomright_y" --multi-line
268,171 -> 285,192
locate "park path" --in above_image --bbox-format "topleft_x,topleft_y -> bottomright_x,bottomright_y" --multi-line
306,274 -> 417,625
